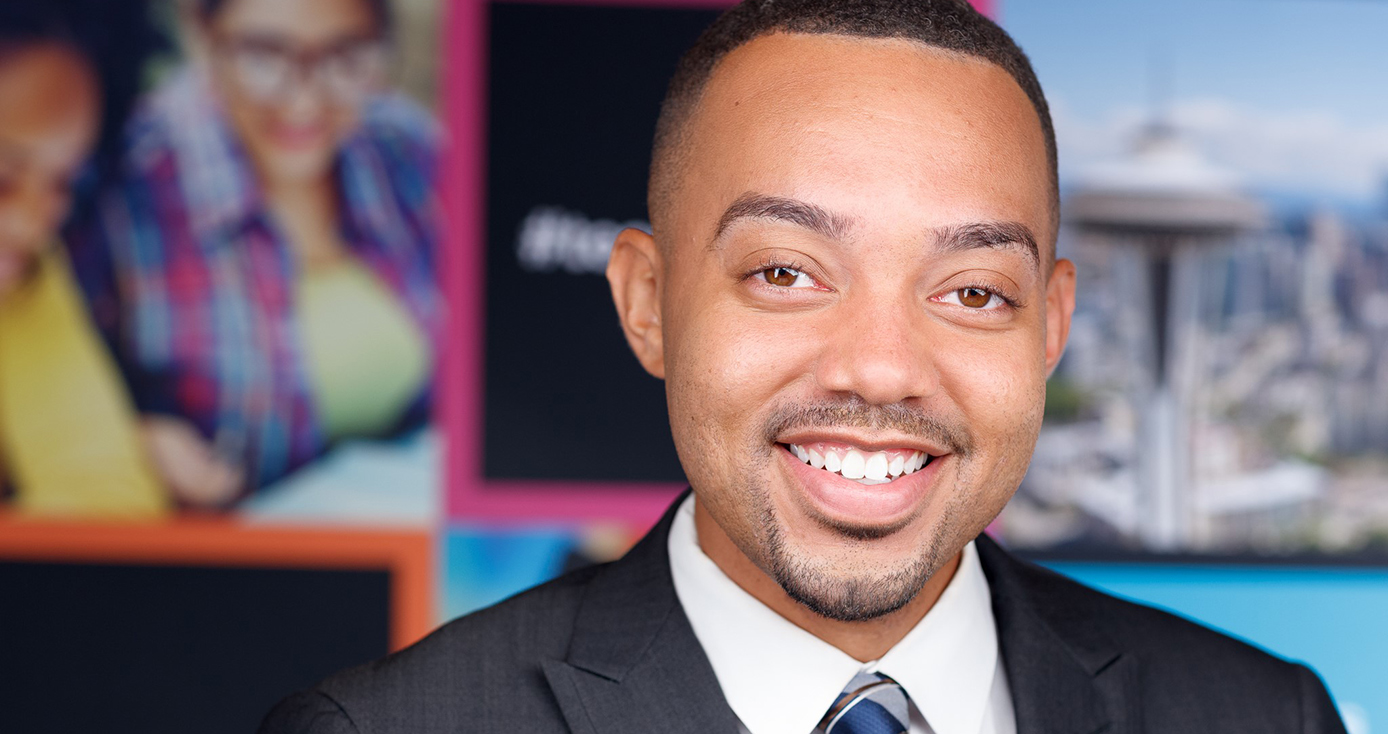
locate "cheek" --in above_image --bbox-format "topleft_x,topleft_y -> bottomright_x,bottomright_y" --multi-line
218,89 -> 274,150
936,327 -> 1048,457
664,299 -> 819,461
931,333 -> 1047,535
329,105 -> 362,139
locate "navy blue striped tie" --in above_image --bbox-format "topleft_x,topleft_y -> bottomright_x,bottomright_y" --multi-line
816,672 -> 911,734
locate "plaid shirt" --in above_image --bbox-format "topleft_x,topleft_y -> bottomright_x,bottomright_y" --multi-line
70,71 -> 442,491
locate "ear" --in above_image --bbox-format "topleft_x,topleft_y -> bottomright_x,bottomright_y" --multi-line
606,227 -> 666,379
1044,258 -> 1077,377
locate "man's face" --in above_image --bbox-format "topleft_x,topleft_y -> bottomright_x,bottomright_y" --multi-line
611,33 -> 1074,620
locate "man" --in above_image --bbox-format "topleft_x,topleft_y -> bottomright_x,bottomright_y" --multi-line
262,1 -> 1346,732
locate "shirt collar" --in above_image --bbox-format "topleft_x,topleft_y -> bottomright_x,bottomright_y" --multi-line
146,69 -> 263,241
873,529 -> 999,734
668,495 -> 1000,734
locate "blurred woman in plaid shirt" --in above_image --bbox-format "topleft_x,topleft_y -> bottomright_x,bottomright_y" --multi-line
71,0 -> 442,508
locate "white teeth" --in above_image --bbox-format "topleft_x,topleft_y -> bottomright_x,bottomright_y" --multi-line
840,450 -> 866,479
864,452 -> 889,481
788,443 -> 933,483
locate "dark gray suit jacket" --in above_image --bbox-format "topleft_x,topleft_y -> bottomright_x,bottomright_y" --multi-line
260,496 -> 1346,733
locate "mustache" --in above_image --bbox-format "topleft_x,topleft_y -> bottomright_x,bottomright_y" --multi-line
761,396 -> 975,457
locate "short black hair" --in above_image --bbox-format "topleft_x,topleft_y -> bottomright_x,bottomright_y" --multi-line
649,0 -> 1057,237
0,3 -> 76,55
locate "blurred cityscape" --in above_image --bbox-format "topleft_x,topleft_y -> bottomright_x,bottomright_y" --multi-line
993,0 -> 1388,559
1008,158 -> 1388,556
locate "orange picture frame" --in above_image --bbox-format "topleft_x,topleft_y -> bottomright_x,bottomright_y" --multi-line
0,511 -> 435,651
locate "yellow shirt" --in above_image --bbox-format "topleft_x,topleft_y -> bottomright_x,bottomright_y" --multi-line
297,259 -> 430,441
0,247 -> 167,517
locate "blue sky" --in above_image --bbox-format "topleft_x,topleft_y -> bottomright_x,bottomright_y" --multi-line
999,0 -> 1388,205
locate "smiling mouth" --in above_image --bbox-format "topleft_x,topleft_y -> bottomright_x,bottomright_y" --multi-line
781,442 -> 936,486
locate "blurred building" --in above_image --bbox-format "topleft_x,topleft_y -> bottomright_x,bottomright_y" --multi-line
1007,127 -> 1388,555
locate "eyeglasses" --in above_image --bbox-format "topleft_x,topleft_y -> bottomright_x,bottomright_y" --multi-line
214,33 -> 388,104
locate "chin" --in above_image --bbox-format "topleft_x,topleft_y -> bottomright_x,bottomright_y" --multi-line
259,150 -> 336,184
761,508 -> 949,622
0,252 -> 38,298
747,446 -> 982,620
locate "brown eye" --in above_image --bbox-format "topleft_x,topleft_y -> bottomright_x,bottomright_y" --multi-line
763,267 -> 804,287
958,287 -> 993,308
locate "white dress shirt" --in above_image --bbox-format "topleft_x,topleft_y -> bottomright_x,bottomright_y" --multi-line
668,495 -> 1016,734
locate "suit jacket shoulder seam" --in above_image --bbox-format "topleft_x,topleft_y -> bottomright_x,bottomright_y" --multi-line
312,688 -> 364,733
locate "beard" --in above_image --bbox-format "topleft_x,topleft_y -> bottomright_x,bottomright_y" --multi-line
682,391 -> 988,621
754,489 -> 957,621
716,395 -> 977,622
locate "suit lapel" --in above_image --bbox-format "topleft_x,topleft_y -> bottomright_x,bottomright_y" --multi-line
543,492 -> 741,734
543,500 -> 1140,734
976,534 -> 1138,734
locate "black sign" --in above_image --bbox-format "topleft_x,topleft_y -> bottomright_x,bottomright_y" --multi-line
482,2 -> 721,482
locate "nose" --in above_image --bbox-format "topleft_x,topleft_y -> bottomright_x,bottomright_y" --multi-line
265,64 -> 331,123
813,289 -> 941,406
280,81 -> 330,120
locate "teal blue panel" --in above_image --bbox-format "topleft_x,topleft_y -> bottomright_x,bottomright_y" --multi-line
441,527 -> 581,621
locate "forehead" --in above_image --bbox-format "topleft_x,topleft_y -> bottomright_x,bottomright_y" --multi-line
0,45 -> 98,166
676,33 -> 1051,245
214,0 -> 377,40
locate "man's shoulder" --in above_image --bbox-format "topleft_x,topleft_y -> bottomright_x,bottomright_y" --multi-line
340,561 -> 601,686
260,563 -> 608,733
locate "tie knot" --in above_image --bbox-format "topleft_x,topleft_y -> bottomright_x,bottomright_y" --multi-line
816,671 -> 911,734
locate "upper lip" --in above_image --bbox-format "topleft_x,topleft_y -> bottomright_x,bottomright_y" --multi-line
775,429 -> 948,457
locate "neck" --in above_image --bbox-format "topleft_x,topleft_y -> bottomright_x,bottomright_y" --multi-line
263,176 -> 345,271
264,174 -> 335,213
692,496 -> 961,663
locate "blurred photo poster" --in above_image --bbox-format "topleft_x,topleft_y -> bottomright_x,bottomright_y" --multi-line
0,0 -> 445,525
435,0 -> 724,626
0,1 -> 443,726
996,0 -> 1388,563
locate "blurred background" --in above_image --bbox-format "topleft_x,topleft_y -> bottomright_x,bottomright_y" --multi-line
0,0 -> 1383,732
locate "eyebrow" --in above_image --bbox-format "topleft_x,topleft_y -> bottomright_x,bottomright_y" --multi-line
712,191 -> 1041,269
933,221 -> 1041,270
713,192 -> 856,244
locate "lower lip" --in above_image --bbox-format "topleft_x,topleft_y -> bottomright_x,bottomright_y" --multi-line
778,445 -> 943,528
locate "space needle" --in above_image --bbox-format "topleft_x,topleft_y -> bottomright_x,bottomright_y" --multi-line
1066,120 -> 1264,550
